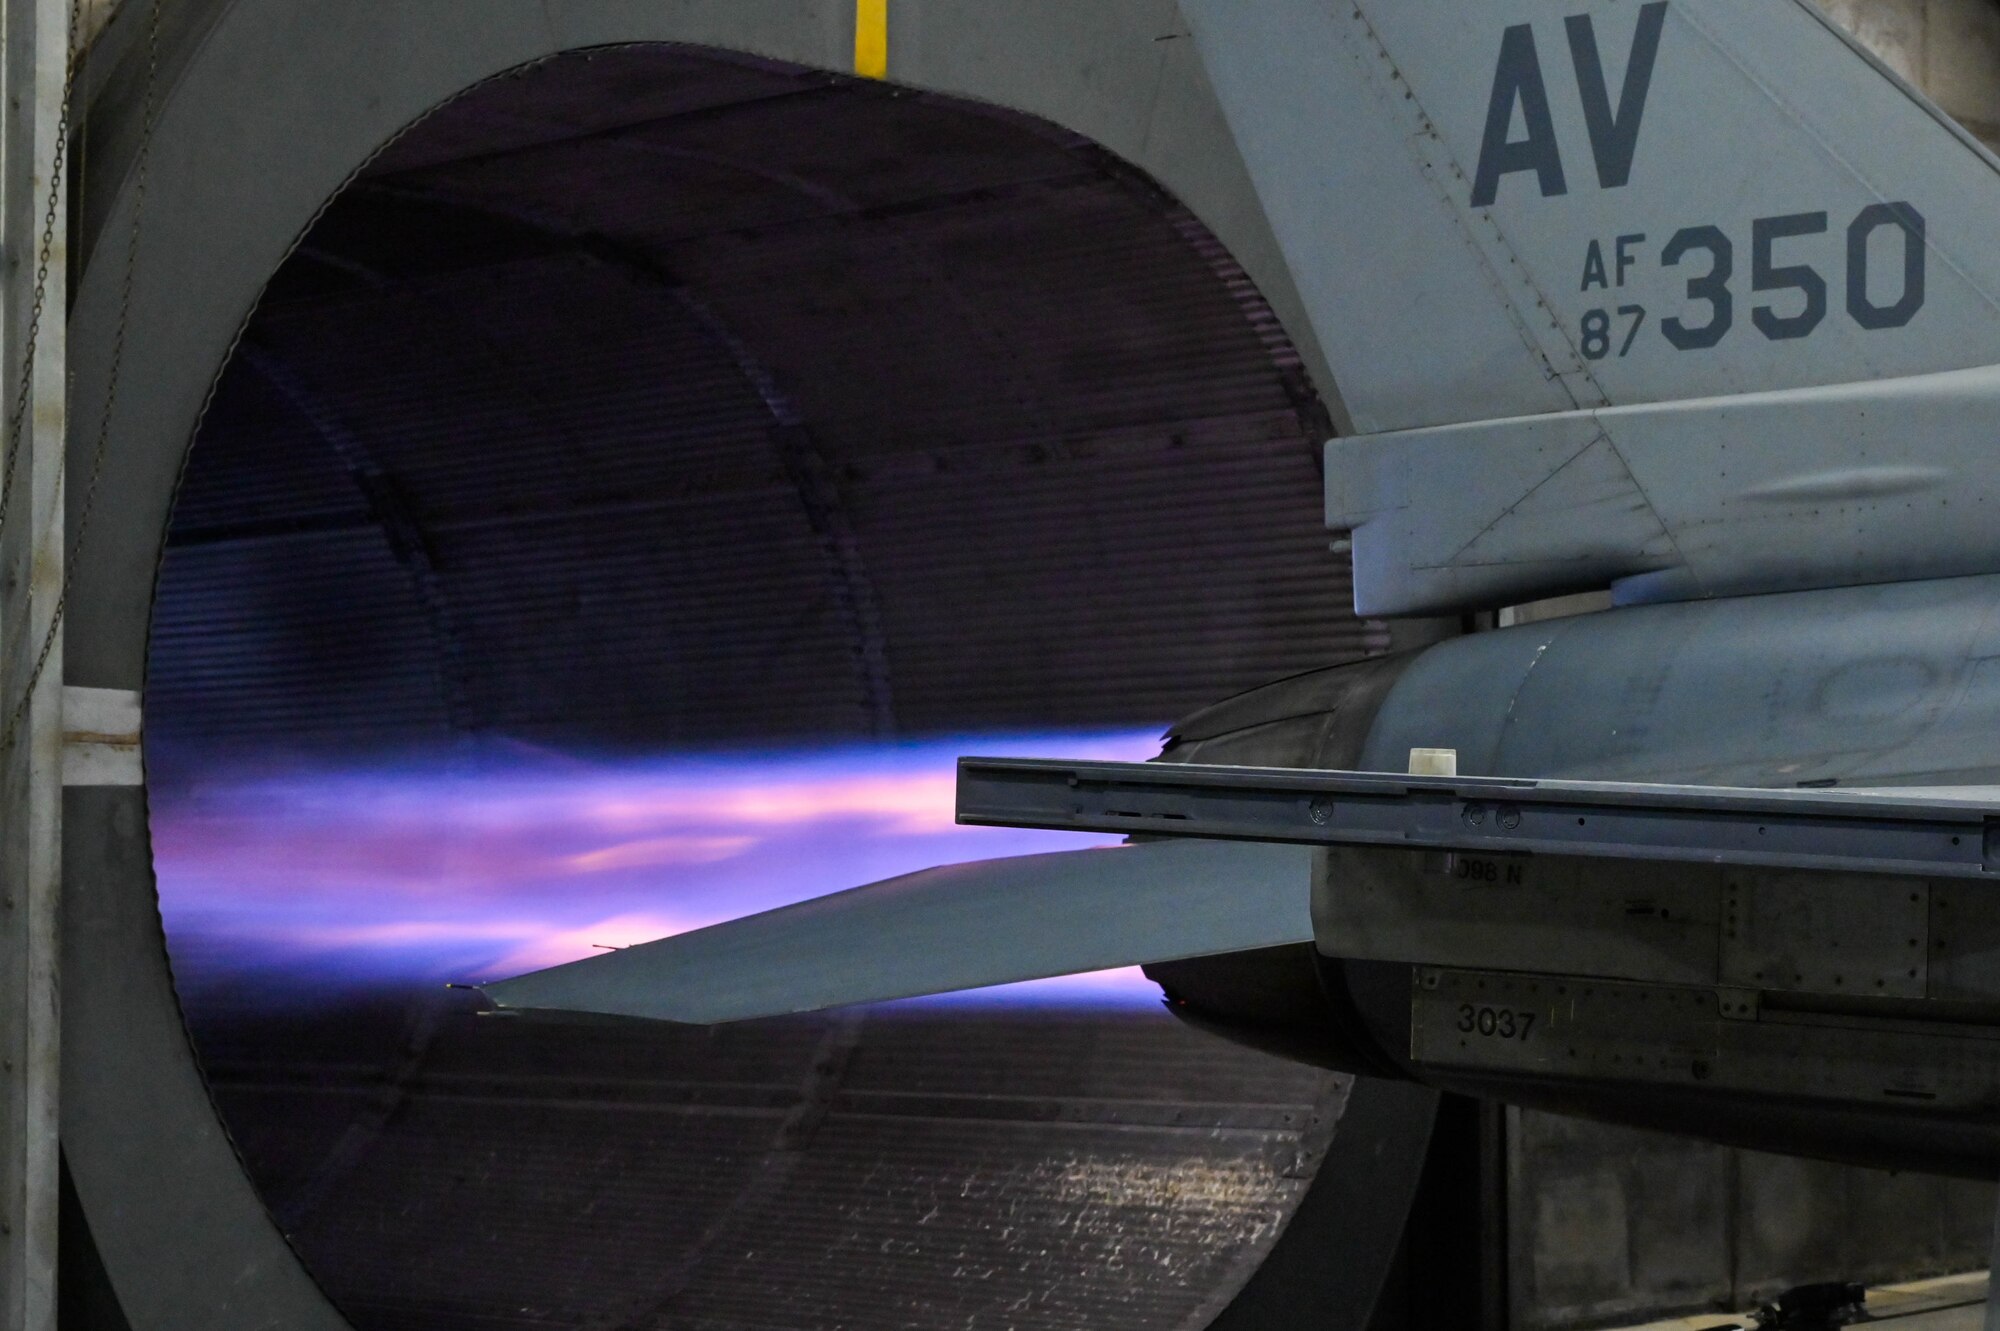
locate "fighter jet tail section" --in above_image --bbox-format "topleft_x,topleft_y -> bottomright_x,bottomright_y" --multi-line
1185,0 -> 2000,612
966,758 -> 2000,1121
478,839 -> 1313,1024
487,753 -> 2000,1135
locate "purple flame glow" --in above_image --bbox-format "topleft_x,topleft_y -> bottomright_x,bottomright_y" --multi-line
150,732 -> 1167,1012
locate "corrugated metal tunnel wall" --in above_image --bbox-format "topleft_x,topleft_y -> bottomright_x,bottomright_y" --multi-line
149,47 -> 1378,756
55,6 -> 1461,1327
137,43 -> 1393,1331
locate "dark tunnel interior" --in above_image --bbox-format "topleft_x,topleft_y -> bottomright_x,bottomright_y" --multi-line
141,45 -> 1386,1329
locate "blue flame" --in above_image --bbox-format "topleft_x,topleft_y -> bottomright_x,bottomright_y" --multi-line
150,732 -> 1168,1012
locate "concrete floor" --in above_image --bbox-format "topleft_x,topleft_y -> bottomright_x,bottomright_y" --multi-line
1617,1271 -> 1988,1329
186,996 -> 1346,1331
1891,1310 -> 1986,1331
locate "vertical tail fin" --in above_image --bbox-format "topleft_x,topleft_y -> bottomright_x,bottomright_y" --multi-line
1186,0 -> 2000,612
1184,0 -> 2000,434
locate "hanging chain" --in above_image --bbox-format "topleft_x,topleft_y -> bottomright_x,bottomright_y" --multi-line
0,0 -> 160,754
0,0 -> 84,540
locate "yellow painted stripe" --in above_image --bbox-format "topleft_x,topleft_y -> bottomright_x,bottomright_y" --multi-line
855,0 -> 889,79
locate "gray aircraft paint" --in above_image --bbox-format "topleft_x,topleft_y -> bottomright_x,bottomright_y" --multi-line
1185,0 -> 2000,613
481,839 -> 1314,1024
1358,572 -> 2000,788
1333,363 -> 2000,613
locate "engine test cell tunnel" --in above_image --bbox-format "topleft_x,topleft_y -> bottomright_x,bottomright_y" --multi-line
58,9 -> 1431,1329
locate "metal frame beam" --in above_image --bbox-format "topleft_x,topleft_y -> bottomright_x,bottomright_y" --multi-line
957,758 -> 2000,879
0,0 -> 68,1325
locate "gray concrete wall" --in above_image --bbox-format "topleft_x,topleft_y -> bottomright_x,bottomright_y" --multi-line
1510,1112 -> 1995,1328
1819,0 -> 2000,145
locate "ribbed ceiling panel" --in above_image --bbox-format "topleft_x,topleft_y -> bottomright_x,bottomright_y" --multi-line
156,41 -> 1384,749
376,81 -> 1087,249
433,502 -> 865,740
150,532 -> 449,751
673,180 -> 1293,461
360,49 -> 825,179
858,437 -> 1358,728
165,350 -> 369,538
250,258 -> 787,515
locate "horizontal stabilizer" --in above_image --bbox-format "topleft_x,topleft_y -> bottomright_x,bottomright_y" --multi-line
479,840 -> 1314,1024
1328,365 -> 2000,614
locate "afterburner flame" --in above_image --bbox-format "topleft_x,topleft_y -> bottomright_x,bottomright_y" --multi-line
151,732 -> 1165,1010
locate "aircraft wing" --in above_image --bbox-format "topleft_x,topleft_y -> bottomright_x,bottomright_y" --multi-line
477,839 -> 1314,1023
483,758 -> 2000,1025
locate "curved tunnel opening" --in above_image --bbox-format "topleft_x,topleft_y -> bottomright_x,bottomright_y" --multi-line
142,45 -> 1385,1329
